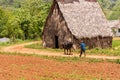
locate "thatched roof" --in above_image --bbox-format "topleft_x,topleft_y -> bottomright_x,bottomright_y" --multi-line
56,0 -> 113,38
117,21 -> 120,28
57,0 -> 79,3
108,20 -> 119,28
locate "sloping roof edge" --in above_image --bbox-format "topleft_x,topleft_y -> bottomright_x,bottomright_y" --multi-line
56,0 -> 113,38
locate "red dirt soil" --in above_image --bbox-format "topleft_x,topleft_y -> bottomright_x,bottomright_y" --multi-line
0,54 -> 120,80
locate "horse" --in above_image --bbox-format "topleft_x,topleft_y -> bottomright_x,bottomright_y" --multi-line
62,41 -> 73,55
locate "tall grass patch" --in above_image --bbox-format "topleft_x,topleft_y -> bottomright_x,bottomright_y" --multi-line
87,39 -> 120,56
112,40 -> 120,48
0,39 -> 36,46
25,43 -> 63,52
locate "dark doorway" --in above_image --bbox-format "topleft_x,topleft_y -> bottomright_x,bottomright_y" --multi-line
55,36 -> 59,48
118,29 -> 120,33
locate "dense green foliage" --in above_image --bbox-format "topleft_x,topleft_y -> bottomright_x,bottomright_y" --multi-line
0,0 -> 51,41
0,0 -> 120,41
98,0 -> 120,20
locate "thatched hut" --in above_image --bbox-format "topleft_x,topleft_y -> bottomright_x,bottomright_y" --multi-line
110,20 -> 120,37
114,21 -> 120,37
42,0 -> 113,49
108,20 -> 120,37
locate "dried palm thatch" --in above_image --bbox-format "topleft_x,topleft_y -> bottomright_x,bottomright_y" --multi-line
57,0 -> 113,39
113,21 -> 120,29
117,21 -> 120,28
57,0 -> 79,3
108,20 -> 120,36
108,20 -> 120,28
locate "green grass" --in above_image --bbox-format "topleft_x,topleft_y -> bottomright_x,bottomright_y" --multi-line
19,77 -> 26,80
38,73 -> 103,80
112,40 -> 120,48
86,48 -> 120,56
51,72 -> 100,80
86,40 -> 120,56
39,77 -> 52,80
41,55 -> 120,64
0,52 -> 119,64
25,39 -> 120,56
25,43 -> 63,52
0,39 -> 37,47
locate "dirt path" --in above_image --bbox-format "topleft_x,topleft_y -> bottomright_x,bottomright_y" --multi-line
1,41 -> 120,60
0,41 -> 120,80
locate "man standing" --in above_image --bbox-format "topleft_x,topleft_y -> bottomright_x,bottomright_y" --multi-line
80,41 -> 86,57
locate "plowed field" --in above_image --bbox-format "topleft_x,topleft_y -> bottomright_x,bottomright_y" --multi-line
0,54 -> 120,80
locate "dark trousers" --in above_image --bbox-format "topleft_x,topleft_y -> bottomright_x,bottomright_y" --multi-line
80,49 -> 86,57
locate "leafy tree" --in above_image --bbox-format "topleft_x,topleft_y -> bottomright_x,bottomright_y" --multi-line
0,8 -> 8,37
109,0 -> 120,19
112,0 -> 120,11
0,0 -> 51,40
1,16 -> 24,41
98,0 -> 120,20
17,0 -> 51,39
98,0 -> 112,9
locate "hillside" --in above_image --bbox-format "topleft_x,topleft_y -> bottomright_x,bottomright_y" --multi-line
98,0 -> 120,20
0,0 -> 120,20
